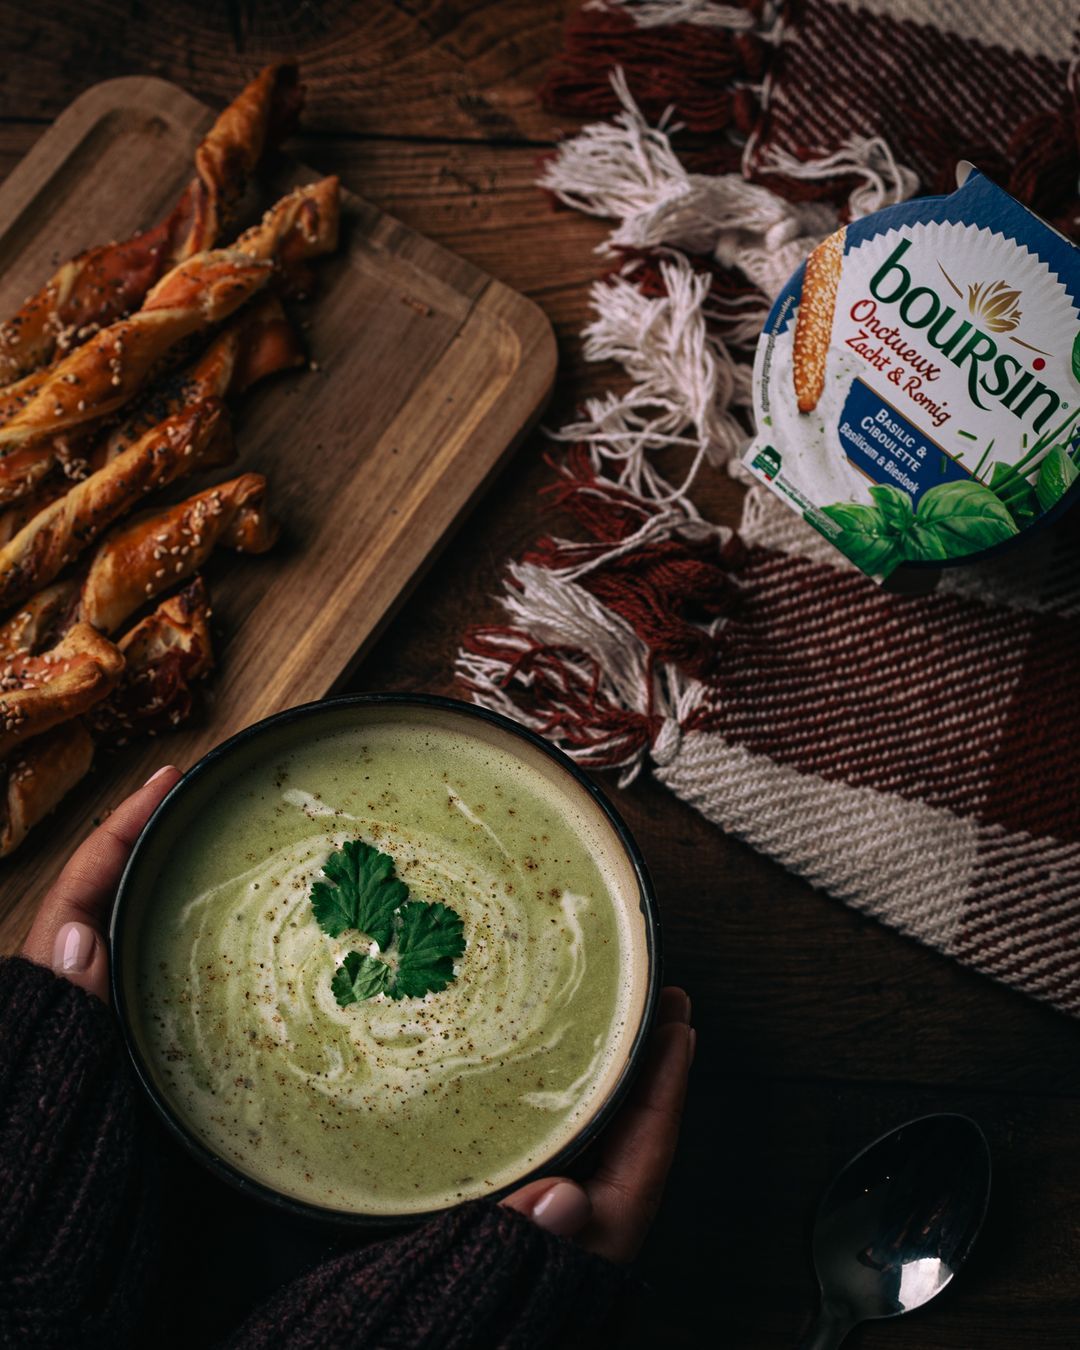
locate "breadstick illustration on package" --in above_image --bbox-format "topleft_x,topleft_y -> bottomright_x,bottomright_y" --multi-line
793,226 -> 846,414
743,166 -> 1080,582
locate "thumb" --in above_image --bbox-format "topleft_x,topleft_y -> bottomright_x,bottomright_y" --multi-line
501,1177 -> 592,1239
22,764 -> 181,1002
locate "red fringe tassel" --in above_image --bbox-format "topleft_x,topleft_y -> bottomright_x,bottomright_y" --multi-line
525,447 -> 745,681
540,4 -> 765,151
458,628 -> 659,768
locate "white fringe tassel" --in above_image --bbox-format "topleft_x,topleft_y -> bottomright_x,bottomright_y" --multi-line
584,0 -> 775,34
539,70 -> 916,299
460,66 -> 917,775
457,561 -> 713,785
573,255 -> 755,473
756,138 -> 920,219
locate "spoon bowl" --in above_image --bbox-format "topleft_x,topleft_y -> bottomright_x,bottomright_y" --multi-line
799,1113 -> 991,1349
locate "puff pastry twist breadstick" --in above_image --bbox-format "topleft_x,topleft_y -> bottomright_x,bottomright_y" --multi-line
0,578 -> 80,658
0,64 -> 301,386
0,721 -> 94,858
0,400 -> 230,612
0,621 -> 123,758
98,295 -> 303,466
236,177 -> 340,275
0,250 -> 270,503
80,473 -> 277,634
89,577 -> 213,739
0,576 -> 215,854
186,64 -> 302,255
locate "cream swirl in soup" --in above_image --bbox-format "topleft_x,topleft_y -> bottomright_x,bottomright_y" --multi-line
138,719 -> 640,1215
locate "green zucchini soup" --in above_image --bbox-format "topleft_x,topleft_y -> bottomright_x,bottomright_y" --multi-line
120,701 -> 654,1218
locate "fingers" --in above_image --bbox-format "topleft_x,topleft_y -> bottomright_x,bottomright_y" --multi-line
499,987 -> 694,1255
501,1177 -> 593,1238
657,986 -> 691,1027
578,986 -> 694,1263
21,764 -> 181,1001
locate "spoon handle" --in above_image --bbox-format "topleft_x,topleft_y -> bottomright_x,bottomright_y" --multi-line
796,1305 -> 855,1350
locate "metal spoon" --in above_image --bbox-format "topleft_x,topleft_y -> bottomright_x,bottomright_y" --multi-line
798,1114 -> 991,1349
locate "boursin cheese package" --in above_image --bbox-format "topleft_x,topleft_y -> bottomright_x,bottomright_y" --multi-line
743,165 -> 1080,581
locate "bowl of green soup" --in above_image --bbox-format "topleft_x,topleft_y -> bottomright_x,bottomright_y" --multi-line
111,694 -> 660,1224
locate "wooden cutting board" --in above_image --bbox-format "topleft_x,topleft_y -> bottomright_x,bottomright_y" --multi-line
0,76 -> 556,948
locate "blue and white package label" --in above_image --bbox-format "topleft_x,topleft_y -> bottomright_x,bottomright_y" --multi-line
743,166 -> 1080,580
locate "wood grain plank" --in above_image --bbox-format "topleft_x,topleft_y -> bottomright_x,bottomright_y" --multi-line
0,0 -> 577,143
0,77 -> 556,944
293,134 -> 614,369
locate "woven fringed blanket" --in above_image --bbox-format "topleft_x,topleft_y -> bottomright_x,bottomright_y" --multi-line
456,0 -> 1080,1016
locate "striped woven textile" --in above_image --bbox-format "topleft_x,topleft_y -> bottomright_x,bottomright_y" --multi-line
457,0 -> 1080,1015
672,489 -> 1080,1014
753,0 -> 1080,225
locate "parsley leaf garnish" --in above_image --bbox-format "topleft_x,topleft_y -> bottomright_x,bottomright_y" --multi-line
310,838 -> 467,1007
331,951 -> 390,1006
310,839 -> 407,949
388,901 -> 467,1000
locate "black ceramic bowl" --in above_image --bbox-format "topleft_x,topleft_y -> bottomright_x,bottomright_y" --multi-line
110,693 -> 661,1227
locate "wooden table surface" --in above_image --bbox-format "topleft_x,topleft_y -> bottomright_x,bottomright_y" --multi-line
2,4 -> 1078,1347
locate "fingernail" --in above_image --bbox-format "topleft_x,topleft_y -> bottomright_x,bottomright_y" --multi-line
679,993 -> 692,1024
530,1181 -> 591,1237
143,764 -> 178,787
688,1026 -> 697,1068
53,921 -> 97,975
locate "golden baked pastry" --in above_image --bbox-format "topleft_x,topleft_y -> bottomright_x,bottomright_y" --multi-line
0,64 -> 301,386
79,473 -> 277,634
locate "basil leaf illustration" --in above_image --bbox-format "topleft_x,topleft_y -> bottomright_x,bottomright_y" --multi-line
989,460 -> 1039,527
868,484 -> 914,534
818,502 -> 902,574
1034,444 -> 1078,513
1072,330 -> 1080,387
899,521 -> 949,563
909,480 -> 1018,560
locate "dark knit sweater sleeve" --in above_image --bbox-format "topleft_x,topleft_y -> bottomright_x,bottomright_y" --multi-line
0,956 -> 155,1350
227,1199 -> 627,1350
